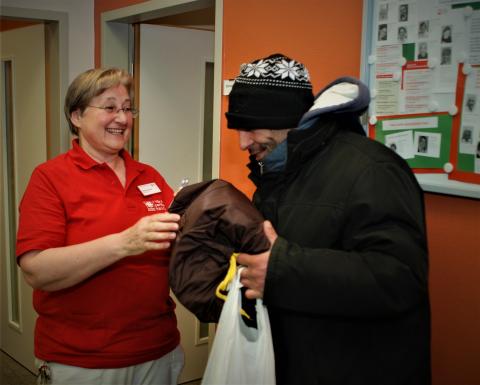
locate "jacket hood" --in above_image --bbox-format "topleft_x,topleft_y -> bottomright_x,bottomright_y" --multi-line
297,76 -> 370,134
247,77 -> 371,185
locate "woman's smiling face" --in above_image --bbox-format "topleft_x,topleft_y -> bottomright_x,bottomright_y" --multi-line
71,84 -> 133,161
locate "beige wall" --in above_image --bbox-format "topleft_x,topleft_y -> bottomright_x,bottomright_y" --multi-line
2,0 -> 95,82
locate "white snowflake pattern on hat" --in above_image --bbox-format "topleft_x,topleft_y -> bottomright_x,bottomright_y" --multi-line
276,59 -> 300,80
226,53 -> 315,129
244,59 -> 269,78
236,53 -> 312,89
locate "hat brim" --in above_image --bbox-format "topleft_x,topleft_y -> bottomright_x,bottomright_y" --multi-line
226,111 -> 303,130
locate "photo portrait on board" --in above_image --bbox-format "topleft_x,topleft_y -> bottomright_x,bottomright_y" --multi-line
378,24 -> 388,41
441,25 -> 452,43
399,4 -> 409,22
417,42 -> 428,60
418,20 -> 429,38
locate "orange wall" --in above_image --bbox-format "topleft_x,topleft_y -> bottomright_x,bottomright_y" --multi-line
0,20 -> 40,32
94,1 -> 480,384
221,5 -> 480,384
425,193 -> 480,384
221,0 -> 364,196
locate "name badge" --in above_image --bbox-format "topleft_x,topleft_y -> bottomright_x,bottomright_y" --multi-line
137,182 -> 161,196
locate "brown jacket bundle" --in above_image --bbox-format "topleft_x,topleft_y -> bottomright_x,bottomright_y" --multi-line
168,179 -> 270,322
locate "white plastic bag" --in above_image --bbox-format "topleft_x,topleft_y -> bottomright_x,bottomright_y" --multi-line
201,267 -> 276,385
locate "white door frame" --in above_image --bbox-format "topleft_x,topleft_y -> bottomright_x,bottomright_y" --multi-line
0,6 -> 69,370
0,6 -> 70,155
100,0 -> 222,180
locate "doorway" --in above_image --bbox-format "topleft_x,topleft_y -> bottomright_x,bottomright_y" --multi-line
0,8 -> 68,373
101,1 -> 222,383
138,23 -> 214,382
101,0 -> 222,178
1,22 -> 47,373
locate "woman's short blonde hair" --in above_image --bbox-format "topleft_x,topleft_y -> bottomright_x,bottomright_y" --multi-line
64,68 -> 133,135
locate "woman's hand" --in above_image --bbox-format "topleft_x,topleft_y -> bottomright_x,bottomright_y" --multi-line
119,213 -> 180,256
19,212 -> 181,291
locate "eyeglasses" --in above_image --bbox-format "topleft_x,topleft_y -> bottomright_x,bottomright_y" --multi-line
88,105 -> 139,118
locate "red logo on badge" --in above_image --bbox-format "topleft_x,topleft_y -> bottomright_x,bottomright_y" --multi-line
143,199 -> 166,212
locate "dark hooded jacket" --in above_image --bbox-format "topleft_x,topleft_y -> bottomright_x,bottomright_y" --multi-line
169,179 -> 270,322
248,77 -> 431,384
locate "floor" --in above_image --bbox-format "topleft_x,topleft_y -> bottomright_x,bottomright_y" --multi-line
0,350 -> 201,385
0,350 -> 36,385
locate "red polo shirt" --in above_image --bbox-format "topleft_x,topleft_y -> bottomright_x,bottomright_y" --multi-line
16,140 -> 180,368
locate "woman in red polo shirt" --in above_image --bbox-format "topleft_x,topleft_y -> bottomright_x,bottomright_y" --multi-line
16,68 -> 183,385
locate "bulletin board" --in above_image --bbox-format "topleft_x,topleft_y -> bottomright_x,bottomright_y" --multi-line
361,0 -> 480,199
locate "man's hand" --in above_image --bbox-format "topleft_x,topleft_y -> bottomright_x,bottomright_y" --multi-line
237,220 -> 278,299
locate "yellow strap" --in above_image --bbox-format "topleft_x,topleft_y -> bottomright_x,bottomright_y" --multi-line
215,252 -> 252,320
215,253 -> 238,301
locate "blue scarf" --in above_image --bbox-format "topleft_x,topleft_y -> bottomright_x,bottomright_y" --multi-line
261,139 -> 288,173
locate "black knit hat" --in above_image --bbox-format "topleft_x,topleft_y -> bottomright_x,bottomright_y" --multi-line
226,53 -> 314,130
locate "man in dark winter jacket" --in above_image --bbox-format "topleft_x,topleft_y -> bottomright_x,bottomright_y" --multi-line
226,53 -> 431,385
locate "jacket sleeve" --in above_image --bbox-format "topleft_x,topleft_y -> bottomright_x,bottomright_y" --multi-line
263,162 -> 429,319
